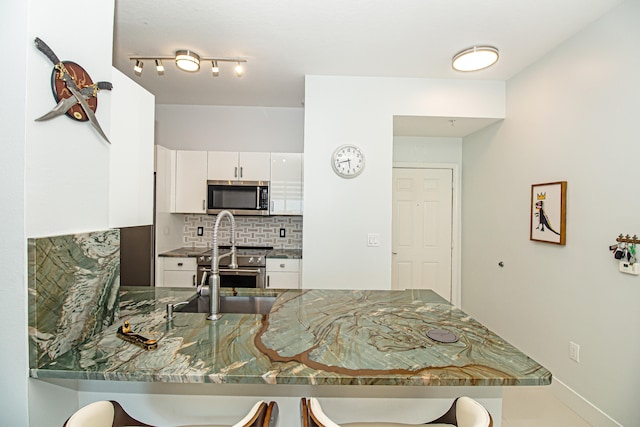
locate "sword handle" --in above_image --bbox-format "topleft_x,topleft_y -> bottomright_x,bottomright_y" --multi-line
96,81 -> 113,91
34,37 -> 60,65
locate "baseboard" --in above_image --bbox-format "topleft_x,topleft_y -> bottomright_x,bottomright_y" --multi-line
551,377 -> 621,427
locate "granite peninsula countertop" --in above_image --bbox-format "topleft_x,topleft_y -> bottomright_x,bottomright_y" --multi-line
30,287 -> 551,386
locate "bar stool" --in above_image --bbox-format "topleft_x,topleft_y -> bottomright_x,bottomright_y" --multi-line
63,400 -> 278,427
300,396 -> 492,427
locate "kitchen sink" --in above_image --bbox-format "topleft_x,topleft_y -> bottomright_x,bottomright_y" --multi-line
174,295 -> 276,315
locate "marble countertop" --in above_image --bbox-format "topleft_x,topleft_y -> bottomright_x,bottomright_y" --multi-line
30,287 -> 551,387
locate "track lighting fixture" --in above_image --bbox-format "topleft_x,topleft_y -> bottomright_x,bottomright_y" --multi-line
129,50 -> 247,77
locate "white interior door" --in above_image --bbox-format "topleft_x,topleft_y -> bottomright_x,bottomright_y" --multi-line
392,168 -> 453,300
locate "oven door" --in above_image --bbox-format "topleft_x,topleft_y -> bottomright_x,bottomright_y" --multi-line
218,268 -> 265,288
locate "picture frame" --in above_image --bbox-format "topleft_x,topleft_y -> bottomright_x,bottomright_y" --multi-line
530,181 -> 567,245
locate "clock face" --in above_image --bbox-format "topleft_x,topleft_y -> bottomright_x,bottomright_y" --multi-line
331,145 -> 365,178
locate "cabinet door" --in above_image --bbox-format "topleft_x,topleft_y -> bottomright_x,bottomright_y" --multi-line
158,257 -> 197,287
174,151 -> 207,213
208,151 -> 239,181
266,272 -> 300,289
266,259 -> 300,289
270,153 -> 303,215
239,152 -> 271,181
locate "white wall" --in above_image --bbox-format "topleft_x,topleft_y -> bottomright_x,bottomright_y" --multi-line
0,0 -> 29,425
25,0 -> 115,237
155,104 -> 304,152
303,76 -> 504,289
109,68 -> 155,228
461,1 -> 640,425
393,136 -> 462,164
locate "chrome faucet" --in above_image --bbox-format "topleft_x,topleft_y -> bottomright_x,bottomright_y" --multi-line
208,210 -> 237,320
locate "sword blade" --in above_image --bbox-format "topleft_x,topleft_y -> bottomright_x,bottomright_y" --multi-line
66,83 -> 111,144
35,96 -> 78,121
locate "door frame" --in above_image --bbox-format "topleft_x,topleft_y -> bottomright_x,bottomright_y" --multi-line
392,162 -> 461,307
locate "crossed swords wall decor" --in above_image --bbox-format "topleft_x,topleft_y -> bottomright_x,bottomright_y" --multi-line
34,37 -> 112,144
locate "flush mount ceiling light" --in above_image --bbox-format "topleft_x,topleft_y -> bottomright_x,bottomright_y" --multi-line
452,46 -> 499,72
175,50 -> 200,72
130,50 -> 247,77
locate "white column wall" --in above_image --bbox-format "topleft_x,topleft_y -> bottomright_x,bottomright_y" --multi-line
461,1 -> 640,425
25,0 -> 115,237
0,0 -> 29,425
303,76 -> 504,289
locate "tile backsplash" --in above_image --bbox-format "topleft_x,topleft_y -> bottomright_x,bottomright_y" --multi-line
183,215 -> 303,249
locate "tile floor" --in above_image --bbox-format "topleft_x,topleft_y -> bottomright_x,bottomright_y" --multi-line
502,386 -> 591,427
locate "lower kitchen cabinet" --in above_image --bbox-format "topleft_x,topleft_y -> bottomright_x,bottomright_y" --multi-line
266,258 -> 300,289
157,257 -> 197,287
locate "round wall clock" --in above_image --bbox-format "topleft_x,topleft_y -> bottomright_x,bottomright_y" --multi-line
331,144 -> 365,178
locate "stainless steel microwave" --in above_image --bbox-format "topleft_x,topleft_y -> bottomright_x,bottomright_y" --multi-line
206,180 -> 270,215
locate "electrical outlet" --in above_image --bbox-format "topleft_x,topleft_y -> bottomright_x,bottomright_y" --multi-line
197,227 -> 204,236
569,341 -> 580,363
279,228 -> 286,238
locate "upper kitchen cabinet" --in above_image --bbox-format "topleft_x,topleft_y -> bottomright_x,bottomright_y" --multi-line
207,151 -> 270,182
174,150 -> 207,213
270,153 -> 303,215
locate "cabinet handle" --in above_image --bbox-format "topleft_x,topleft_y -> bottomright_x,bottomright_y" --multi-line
202,200 -> 205,211
280,264 -> 285,268
177,262 -> 183,266
266,276 -> 270,287
240,166 -> 243,178
234,167 -> 238,178
192,274 -> 196,287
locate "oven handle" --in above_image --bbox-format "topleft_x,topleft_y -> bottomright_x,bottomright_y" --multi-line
218,268 -> 262,275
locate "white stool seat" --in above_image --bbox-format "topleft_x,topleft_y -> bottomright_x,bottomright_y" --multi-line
301,397 -> 491,427
64,400 -> 277,427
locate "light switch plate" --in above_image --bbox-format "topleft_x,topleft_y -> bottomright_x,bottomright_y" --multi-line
367,233 -> 380,247
619,260 -> 640,275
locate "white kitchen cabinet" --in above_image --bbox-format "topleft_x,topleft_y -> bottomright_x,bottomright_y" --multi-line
207,151 -> 270,182
174,150 -> 207,213
157,257 -> 198,288
266,258 -> 300,289
269,153 -> 303,215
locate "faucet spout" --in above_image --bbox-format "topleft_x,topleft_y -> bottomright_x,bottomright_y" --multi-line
208,210 -> 237,320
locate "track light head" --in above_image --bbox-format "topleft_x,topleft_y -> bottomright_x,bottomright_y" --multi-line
212,60 -> 219,76
155,59 -> 165,75
235,62 -> 244,77
134,60 -> 143,76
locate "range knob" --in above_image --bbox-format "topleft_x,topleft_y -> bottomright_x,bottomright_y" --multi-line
248,257 -> 255,264
257,256 -> 263,263
206,256 -> 212,262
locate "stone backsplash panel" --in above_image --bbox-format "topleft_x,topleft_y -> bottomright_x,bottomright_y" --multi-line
28,229 -> 120,369
183,215 -> 302,249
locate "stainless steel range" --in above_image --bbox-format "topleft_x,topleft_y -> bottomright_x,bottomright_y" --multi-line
196,246 -> 273,289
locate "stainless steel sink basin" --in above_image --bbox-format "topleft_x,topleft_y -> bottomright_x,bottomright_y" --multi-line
175,295 -> 276,315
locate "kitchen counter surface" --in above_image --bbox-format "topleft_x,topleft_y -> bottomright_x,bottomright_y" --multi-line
159,247 -> 209,257
30,287 -> 551,387
266,248 -> 302,259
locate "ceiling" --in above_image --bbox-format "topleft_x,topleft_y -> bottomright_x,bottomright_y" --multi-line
113,0 -> 622,113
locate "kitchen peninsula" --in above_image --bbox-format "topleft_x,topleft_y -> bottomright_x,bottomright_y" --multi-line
28,230 -> 550,426
31,287 -> 551,387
